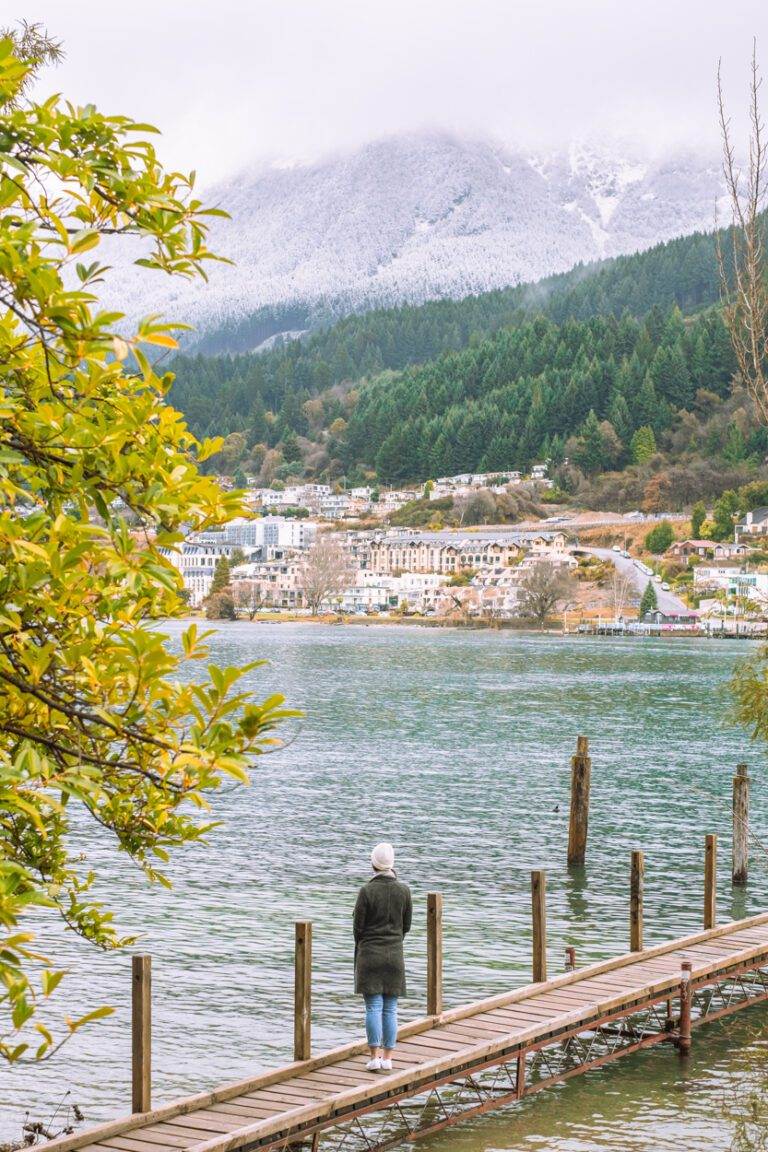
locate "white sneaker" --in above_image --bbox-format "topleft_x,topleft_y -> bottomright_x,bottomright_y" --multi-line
366,1057 -> 381,1072
379,1058 -> 393,1072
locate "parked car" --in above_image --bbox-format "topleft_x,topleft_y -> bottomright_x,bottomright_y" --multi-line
612,544 -> 621,552
661,582 -> 671,591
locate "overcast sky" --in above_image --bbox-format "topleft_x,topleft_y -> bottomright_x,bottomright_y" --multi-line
24,0 -> 768,182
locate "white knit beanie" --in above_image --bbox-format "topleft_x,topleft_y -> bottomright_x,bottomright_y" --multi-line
371,842 -> 395,872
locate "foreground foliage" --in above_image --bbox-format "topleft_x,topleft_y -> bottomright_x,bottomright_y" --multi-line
0,32 -> 295,1062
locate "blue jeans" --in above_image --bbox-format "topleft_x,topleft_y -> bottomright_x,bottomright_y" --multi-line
364,994 -> 398,1050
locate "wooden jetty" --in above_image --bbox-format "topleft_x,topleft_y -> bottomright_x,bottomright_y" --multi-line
39,911 -> 768,1152
38,744 -> 766,1152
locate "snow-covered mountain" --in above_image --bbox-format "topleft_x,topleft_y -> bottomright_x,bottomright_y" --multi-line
106,131 -> 723,351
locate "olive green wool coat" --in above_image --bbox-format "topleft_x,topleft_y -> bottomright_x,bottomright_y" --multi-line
353,875 -> 413,997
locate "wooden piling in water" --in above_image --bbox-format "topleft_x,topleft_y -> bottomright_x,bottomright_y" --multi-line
630,850 -> 644,952
531,871 -> 547,983
733,764 -> 749,887
567,735 -> 591,867
294,921 -> 312,1062
131,955 -> 151,1114
678,960 -> 692,1055
427,893 -> 443,1016
704,835 -> 717,930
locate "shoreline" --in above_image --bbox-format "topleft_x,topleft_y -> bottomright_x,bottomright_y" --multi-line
181,612 -> 760,640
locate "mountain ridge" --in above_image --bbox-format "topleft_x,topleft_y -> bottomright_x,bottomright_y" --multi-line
105,130 -> 724,353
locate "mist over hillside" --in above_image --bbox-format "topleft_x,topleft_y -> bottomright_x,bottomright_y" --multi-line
106,130 -> 724,353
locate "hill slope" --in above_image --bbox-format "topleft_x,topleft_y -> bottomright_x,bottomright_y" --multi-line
168,218 -> 768,513
170,226 -> 724,439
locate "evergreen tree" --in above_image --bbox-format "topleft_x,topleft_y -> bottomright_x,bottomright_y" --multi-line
247,398 -> 269,446
691,501 -> 707,538
209,556 -> 232,595
639,581 -> 658,616
711,490 -> 740,541
607,392 -> 632,445
574,410 -> 605,475
281,430 -> 302,464
723,423 -> 747,464
645,520 -> 674,554
630,425 -> 657,464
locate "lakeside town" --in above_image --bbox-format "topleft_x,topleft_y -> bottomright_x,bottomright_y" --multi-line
158,465 -> 768,636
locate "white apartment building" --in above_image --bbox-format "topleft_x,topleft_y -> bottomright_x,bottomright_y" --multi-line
728,571 -> 768,602
260,516 -> 317,550
192,516 -> 317,553
194,518 -> 263,549
338,572 -> 445,614
163,541 -> 241,606
693,563 -> 741,592
378,489 -> 419,512
256,489 -> 288,508
319,494 -> 352,519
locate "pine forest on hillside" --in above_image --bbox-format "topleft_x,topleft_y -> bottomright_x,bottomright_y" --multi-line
168,222 -> 767,511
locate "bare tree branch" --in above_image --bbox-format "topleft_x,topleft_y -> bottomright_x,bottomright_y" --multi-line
299,537 -> 353,615
717,43 -> 768,425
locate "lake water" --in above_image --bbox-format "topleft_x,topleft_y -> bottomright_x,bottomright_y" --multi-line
4,624 -> 768,1152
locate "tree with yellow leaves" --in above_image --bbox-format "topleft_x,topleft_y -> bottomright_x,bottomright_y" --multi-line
0,25 -> 296,1062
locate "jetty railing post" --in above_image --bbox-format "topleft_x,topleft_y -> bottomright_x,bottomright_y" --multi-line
427,893 -> 443,1017
733,764 -> 749,886
531,871 -> 547,983
294,921 -> 312,1062
678,960 -> 692,1055
630,850 -> 644,952
567,735 -> 591,866
704,834 -> 717,930
131,954 -> 151,1114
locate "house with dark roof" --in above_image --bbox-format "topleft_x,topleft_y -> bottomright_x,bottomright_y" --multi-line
713,541 -> 750,560
736,508 -> 768,541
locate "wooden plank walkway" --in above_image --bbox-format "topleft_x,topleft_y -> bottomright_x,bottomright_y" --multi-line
41,911 -> 768,1152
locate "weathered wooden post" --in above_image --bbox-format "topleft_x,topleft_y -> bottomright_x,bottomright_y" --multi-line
515,1051 -> 526,1099
733,764 -> 749,886
630,850 -> 644,952
427,893 -> 443,1017
531,871 -> 547,983
565,946 -> 576,971
131,955 -> 151,1113
294,921 -> 312,1062
678,960 -> 692,1055
704,834 -> 717,930
567,736 -> 591,866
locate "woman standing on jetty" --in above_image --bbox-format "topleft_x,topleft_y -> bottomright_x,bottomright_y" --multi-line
354,843 -> 412,1072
